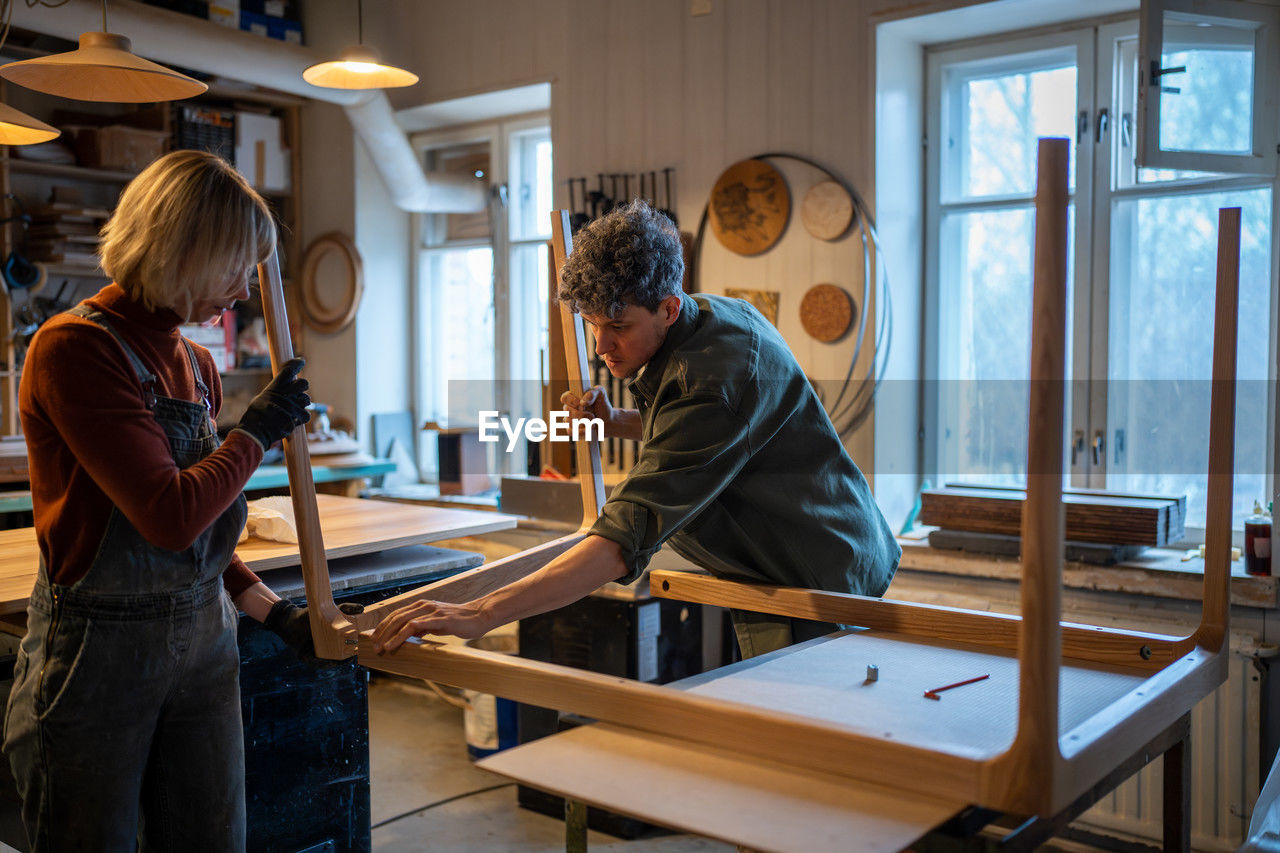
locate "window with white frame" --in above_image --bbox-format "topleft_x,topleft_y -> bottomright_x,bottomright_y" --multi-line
925,5 -> 1277,536
414,117 -> 552,482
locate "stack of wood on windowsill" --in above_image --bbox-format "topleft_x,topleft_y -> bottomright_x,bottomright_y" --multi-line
918,484 -> 1186,565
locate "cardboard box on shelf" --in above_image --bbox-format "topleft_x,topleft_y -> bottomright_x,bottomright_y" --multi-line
67,125 -> 170,172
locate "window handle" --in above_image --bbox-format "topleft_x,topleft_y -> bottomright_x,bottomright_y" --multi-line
1071,429 -> 1086,466
1096,108 -> 1109,143
1091,430 -> 1106,467
1120,112 -> 1133,148
1077,110 -> 1089,145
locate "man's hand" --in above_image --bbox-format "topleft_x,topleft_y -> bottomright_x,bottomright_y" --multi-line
560,385 -> 613,425
371,599 -> 493,654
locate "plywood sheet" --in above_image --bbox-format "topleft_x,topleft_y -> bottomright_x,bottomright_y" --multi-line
673,630 -> 1146,756
0,495 -> 516,614
479,722 -> 963,853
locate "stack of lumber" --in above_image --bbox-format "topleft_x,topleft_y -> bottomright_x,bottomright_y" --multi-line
919,485 -> 1186,546
26,203 -> 110,268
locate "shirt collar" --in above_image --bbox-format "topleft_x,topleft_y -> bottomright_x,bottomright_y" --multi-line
94,283 -> 185,333
628,292 -> 697,402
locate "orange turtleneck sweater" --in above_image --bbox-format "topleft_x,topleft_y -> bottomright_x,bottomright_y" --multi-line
19,284 -> 263,595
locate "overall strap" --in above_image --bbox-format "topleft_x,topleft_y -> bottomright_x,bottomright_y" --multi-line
67,304 -> 158,407
179,337 -> 213,414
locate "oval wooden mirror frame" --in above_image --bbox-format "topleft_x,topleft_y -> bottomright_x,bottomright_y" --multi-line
300,231 -> 363,334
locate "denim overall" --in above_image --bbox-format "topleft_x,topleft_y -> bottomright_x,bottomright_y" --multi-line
4,306 -> 249,852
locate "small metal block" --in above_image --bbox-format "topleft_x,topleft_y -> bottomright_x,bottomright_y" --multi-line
866,664 -> 879,682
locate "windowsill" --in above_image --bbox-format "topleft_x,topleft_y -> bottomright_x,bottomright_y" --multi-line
896,534 -> 1278,609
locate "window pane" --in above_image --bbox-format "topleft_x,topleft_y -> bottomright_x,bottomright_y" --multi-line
961,64 -> 1076,198
435,248 -> 496,423
1106,188 -> 1271,529
1157,19 -> 1255,156
511,131 -> 552,241
939,204 -> 1076,486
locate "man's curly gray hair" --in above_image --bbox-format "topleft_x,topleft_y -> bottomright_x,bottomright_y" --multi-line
558,199 -> 684,318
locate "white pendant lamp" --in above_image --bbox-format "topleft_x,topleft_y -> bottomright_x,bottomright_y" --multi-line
0,2 -> 207,103
303,0 -> 418,90
0,102 -> 59,145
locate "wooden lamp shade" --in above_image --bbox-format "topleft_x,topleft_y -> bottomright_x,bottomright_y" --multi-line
0,103 -> 59,145
302,44 -> 418,90
0,32 -> 207,103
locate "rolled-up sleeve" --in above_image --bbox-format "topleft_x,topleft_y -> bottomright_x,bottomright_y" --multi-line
589,394 -> 753,582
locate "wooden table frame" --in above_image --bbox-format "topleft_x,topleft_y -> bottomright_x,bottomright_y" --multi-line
264,138 -> 1237,825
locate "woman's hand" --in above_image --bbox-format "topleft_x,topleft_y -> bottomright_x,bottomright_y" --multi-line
371,599 -> 494,654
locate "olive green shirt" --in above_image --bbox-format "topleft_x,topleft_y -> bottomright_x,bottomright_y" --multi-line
590,292 -> 900,596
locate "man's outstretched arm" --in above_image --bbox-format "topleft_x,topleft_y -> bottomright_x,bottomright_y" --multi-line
370,534 -> 628,653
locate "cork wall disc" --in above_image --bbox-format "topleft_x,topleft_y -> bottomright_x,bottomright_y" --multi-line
708,159 -> 790,255
799,284 -> 853,342
800,180 -> 854,241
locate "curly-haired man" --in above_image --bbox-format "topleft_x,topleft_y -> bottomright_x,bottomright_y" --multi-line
372,200 -> 900,659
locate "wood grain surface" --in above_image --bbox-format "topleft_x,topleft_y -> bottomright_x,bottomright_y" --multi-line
799,283 -> 853,342
0,495 -> 516,615
800,179 -> 854,240
708,158 -> 789,255
479,722 -> 964,853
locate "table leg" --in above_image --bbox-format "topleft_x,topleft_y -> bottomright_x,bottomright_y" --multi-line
566,798 -> 588,853
1163,734 -> 1190,853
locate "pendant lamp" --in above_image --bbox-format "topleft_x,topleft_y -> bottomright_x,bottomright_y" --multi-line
0,2 -> 207,103
303,0 -> 418,90
0,103 -> 59,145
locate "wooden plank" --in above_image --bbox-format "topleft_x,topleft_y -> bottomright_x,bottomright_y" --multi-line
1003,137 -> 1070,814
1198,207 -> 1239,652
234,494 -> 517,570
0,495 -> 515,616
549,210 -> 605,527
479,722 -> 965,853
649,569 -> 1183,669
258,249 -> 354,659
919,487 -> 1186,546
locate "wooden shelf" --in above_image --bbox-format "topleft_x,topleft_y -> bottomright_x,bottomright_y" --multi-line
42,263 -> 106,279
8,159 -> 136,185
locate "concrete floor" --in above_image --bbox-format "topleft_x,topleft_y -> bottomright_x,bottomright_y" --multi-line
368,675 -> 733,852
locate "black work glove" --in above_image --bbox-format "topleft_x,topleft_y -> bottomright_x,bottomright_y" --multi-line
264,599 -> 365,659
234,357 -> 311,451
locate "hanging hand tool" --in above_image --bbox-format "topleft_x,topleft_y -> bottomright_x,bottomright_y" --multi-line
622,173 -> 632,207
609,174 -> 623,211
569,178 -> 590,233
588,173 -> 607,220
660,167 -> 678,225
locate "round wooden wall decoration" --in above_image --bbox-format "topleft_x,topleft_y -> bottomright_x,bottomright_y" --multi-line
708,158 -> 790,256
799,283 -> 854,342
300,231 -> 363,334
800,180 -> 854,241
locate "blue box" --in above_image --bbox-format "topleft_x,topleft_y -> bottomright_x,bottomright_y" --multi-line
240,10 -> 302,43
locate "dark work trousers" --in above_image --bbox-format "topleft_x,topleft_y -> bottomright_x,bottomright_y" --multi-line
3,307 -> 249,852
729,609 -> 841,659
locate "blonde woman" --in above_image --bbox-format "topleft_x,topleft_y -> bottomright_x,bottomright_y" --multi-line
4,150 -> 316,851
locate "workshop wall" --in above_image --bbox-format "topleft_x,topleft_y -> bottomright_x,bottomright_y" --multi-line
312,0 -> 976,476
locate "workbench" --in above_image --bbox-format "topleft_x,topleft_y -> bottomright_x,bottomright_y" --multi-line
0,495 -> 518,852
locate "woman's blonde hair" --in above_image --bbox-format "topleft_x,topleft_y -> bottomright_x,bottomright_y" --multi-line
100,149 -> 277,321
